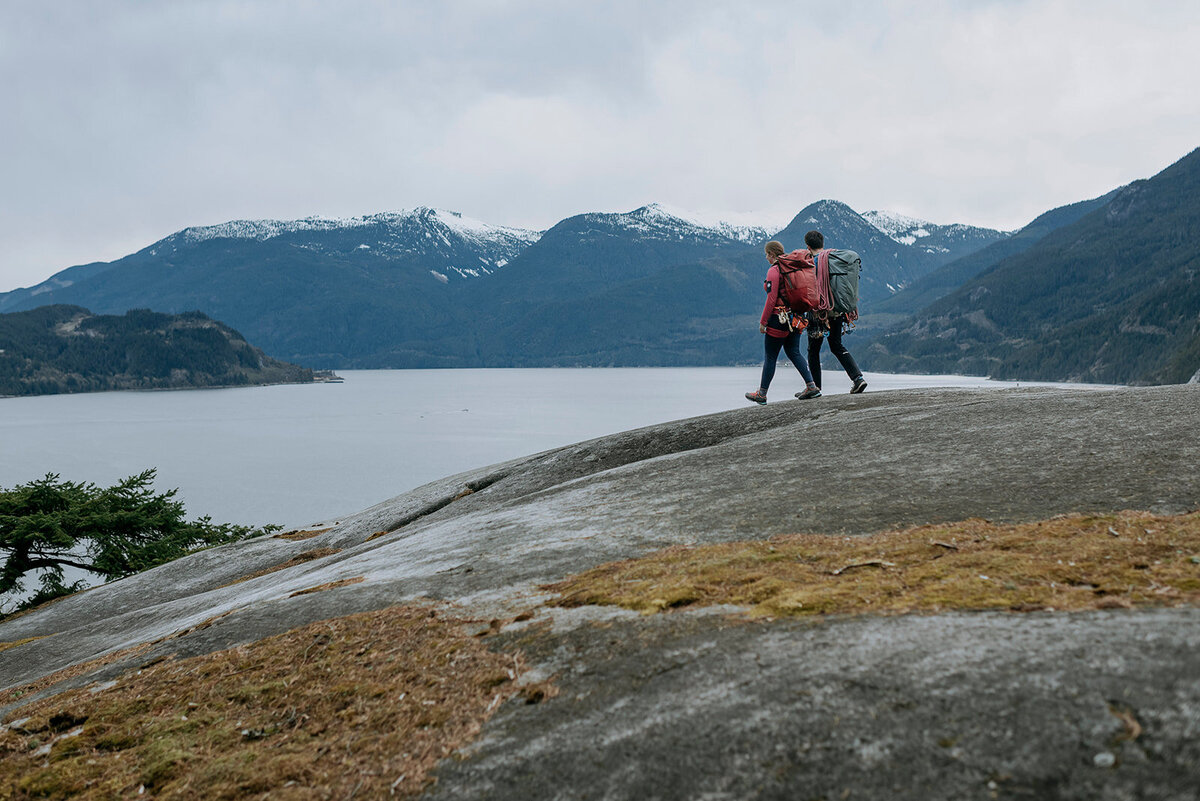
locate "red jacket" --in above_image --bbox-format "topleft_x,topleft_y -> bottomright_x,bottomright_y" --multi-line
760,259 -> 811,338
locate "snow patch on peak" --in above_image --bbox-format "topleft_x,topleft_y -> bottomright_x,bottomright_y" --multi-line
177,217 -> 361,242
652,202 -> 791,237
632,203 -> 678,222
863,210 -> 1012,247
423,208 -> 540,243
862,210 -> 934,240
614,202 -> 779,244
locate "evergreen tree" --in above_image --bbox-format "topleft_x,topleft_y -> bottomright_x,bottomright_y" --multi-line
0,470 -> 275,614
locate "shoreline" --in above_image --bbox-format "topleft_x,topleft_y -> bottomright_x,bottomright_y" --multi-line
0,371 -> 342,401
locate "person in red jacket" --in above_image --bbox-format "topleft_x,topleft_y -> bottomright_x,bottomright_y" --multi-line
745,240 -> 822,404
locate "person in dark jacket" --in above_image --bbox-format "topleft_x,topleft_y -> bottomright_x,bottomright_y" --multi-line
803,230 -> 867,394
745,240 -> 822,404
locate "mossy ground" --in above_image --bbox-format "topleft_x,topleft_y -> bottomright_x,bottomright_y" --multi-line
546,510 -> 1200,617
0,604 -> 522,800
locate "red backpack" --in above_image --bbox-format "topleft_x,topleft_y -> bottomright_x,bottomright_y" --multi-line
775,250 -> 822,313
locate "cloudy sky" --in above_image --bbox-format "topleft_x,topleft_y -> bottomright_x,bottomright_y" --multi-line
2,0 -> 1197,292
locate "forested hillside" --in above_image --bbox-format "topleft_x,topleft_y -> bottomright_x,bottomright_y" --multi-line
862,189 -> 1120,330
0,306 -> 316,397
867,148 -> 1200,385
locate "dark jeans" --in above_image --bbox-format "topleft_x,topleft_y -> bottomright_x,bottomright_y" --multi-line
808,323 -> 862,389
760,331 -> 814,391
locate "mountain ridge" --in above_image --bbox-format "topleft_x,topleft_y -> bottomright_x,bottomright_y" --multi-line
0,200 -> 1011,368
2,201 -> 1001,298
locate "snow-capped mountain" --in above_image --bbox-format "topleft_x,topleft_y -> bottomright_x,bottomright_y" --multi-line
478,203 -> 774,304
773,200 -> 1011,303
159,208 -> 542,282
165,203 -> 776,266
0,207 -> 556,367
776,200 -> 928,299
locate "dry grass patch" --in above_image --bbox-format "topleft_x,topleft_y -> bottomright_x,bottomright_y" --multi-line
288,577 -> 365,597
272,528 -> 331,541
0,636 -> 49,655
0,615 -> 239,710
0,642 -> 154,710
545,510 -> 1200,618
221,548 -> 342,587
0,604 -> 523,799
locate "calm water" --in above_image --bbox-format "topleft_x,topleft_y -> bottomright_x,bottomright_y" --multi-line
2,368 -> 1100,529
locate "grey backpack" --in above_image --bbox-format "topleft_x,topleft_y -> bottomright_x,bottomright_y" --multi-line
825,249 -> 861,315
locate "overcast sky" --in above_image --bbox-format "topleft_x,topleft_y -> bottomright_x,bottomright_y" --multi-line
2,1 -> 1198,292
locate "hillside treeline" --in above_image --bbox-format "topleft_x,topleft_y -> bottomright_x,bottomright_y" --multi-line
0,305 -> 314,397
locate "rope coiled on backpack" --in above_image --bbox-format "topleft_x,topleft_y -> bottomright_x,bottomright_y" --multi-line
814,249 -> 835,313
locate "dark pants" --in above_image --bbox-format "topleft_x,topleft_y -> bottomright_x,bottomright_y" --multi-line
808,323 -> 861,389
760,331 -> 814,391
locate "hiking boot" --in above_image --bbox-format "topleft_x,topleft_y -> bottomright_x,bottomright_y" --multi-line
794,385 -> 822,400
850,377 -> 868,394
745,389 -> 768,405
